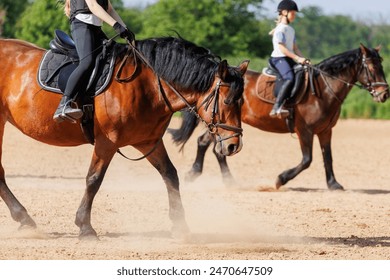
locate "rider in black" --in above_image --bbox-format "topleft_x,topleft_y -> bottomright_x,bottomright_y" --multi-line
53,0 -> 134,123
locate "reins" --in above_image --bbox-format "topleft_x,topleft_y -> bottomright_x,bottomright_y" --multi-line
305,54 -> 389,103
114,41 -> 242,161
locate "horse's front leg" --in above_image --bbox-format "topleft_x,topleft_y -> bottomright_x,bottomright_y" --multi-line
212,146 -> 236,187
75,144 -> 116,239
0,179 -> 36,229
276,129 -> 314,189
185,131 -> 213,182
0,123 -> 36,230
317,129 -> 344,190
137,141 -> 189,239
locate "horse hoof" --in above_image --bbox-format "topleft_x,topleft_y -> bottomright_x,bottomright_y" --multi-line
19,216 -> 37,229
329,184 -> 344,191
275,177 -> 284,189
78,228 -> 99,241
18,224 -> 37,231
222,175 -> 237,187
171,224 -> 191,241
185,170 -> 201,182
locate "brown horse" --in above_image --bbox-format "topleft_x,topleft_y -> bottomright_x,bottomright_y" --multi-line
169,44 -> 389,190
0,37 -> 249,238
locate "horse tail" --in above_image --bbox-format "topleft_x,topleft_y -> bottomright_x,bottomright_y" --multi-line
167,109 -> 199,151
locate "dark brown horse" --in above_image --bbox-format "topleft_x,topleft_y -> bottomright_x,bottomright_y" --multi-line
169,44 -> 389,190
0,37 -> 249,238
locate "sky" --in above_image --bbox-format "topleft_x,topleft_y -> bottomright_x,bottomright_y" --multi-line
123,0 -> 390,23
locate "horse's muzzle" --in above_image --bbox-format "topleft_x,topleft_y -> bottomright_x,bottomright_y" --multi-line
215,134 -> 243,156
373,89 -> 389,103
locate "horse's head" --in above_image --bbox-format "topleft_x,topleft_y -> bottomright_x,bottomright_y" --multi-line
359,44 -> 389,103
196,59 -> 249,156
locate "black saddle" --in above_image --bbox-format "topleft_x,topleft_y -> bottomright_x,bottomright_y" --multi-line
49,30 -> 78,59
38,29 -> 117,96
263,61 -> 305,99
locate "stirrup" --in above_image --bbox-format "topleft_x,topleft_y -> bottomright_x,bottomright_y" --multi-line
276,108 -> 290,119
60,113 -> 78,124
269,109 -> 278,118
60,100 -> 83,124
53,113 -> 65,123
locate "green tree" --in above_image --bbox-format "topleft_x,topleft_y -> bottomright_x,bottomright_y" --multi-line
15,0 -> 69,48
140,0 -> 271,57
0,0 -> 29,38
294,6 -> 371,59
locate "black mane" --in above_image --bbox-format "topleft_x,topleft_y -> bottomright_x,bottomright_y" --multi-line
316,48 -> 361,75
135,37 -> 221,93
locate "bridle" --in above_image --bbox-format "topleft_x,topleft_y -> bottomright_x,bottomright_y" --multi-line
160,78 -> 243,143
359,55 -> 389,99
307,53 -> 389,103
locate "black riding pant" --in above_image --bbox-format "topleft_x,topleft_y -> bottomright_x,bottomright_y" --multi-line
64,19 -> 106,98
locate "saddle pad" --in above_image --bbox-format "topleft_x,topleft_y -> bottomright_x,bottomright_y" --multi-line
37,49 -> 116,96
256,74 -> 277,104
256,70 -> 309,105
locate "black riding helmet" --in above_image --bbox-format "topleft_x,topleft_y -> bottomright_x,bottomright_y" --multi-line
277,0 -> 299,12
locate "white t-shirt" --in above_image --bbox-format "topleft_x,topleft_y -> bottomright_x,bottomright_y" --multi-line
271,23 -> 296,57
75,13 -> 103,27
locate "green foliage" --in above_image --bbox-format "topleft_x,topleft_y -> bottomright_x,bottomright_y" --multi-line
341,88 -> 390,119
294,6 -> 372,59
0,0 -> 29,38
139,0 -> 270,57
15,0 -> 69,48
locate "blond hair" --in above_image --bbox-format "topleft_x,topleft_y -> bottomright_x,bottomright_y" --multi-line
268,14 -> 284,36
64,0 -> 70,18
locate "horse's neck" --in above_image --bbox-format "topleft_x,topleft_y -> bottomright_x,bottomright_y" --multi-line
321,65 -> 360,103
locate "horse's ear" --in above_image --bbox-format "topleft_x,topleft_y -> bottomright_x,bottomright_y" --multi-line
237,60 -> 250,77
218,59 -> 229,80
360,43 -> 369,55
375,45 -> 382,52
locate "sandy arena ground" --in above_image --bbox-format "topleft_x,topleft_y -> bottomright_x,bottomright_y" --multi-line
0,118 -> 389,260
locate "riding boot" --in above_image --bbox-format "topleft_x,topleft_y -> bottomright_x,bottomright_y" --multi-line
269,79 -> 293,118
53,95 -> 83,123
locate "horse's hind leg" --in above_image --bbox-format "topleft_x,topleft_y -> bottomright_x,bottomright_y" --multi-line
137,141 -> 189,238
75,144 -> 116,239
185,131 -> 213,182
0,123 -> 36,229
317,129 -> 344,190
276,129 -> 314,189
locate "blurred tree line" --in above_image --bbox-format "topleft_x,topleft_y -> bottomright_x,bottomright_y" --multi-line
1,0 -> 389,118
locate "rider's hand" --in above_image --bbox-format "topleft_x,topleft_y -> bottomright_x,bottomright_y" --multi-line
295,56 -> 309,64
113,22 -> 135,42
